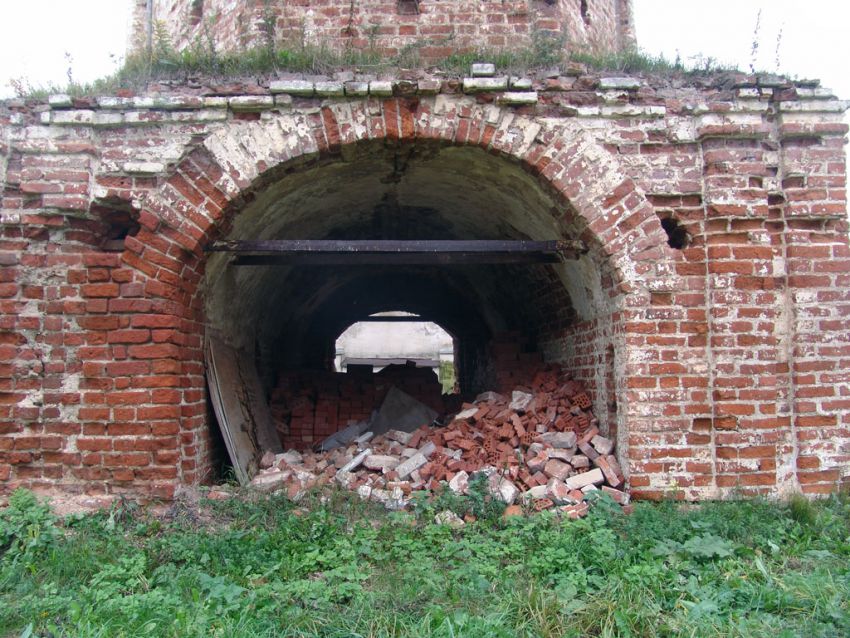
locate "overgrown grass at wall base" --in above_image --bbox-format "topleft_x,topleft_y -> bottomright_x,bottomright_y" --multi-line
1,488 -> 848,637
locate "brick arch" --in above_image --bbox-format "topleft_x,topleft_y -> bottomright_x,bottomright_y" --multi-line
112,98 -> 678,493
132,99 -> 672,293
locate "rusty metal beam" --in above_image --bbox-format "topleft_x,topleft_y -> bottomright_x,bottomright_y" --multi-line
207,239 -> 587,266
229,253 -> 564,265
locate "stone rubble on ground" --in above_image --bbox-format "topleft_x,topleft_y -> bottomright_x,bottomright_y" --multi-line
249,366 -> 630,518
434,510 -> 466,528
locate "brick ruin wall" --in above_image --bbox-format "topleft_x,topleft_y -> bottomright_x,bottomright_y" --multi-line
272,366 -> 447,450
0,68 -> 848,502
129,0 -> 635,61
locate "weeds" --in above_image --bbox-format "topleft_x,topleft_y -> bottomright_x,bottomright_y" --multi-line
788,491 -> 818,526
0,489 -> 59,566
7,22 -> 745,101
2,488 -> 846,637
749,9 -> 762,74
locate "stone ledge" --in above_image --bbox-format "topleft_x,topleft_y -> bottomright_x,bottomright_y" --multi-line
18,69 -> 845,126
269,80 -> 314,96
599,77 -> 642,90
315,81 -> 345,97
777,100 -> 849,113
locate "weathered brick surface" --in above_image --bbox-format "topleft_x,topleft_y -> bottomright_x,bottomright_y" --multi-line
0,68 -> 848,501
271,366 -> 445,450
129,0 -> 635,62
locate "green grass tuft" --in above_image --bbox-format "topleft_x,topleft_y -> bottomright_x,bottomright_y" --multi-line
787,492 -> 819,526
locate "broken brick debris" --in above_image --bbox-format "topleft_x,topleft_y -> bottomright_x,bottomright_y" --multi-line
250,365 -> 626,517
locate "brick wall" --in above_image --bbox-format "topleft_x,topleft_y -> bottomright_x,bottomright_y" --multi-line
0,68 -> 847,501
271,366 -> 445,450
130,0 -> 635,60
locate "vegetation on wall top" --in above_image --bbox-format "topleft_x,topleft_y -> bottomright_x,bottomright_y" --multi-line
6,21 -> 741,100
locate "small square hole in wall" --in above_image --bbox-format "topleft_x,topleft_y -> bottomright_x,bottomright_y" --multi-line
190,0 -> 204,26
580,0 -> 591,26
398,0 -> 420,15
659,216 -> 690,249
94,203 -> 141,251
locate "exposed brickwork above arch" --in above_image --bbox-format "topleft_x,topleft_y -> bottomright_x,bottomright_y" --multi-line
137,99 -> 674,294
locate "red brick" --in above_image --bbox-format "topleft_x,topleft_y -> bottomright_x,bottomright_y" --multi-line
137,406 -> 181,420
107,453 -> 151,467
77,438 -> 112,452
127,344 -> 181,359
80,283 -> 120,298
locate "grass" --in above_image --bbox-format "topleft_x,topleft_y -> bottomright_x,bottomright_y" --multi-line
8,44 -> 387,100
7,26 -> 744,101
2,486 -> 848,637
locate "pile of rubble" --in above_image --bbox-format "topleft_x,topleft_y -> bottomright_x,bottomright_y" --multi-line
250,366 -> 629,518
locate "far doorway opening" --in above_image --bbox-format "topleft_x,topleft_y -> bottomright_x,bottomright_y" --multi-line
335,311 -> 457,393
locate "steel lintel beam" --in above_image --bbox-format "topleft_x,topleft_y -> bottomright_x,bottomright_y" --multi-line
207,239 -> 587,266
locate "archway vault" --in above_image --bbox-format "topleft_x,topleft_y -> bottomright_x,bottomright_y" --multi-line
120,97 -> 679,488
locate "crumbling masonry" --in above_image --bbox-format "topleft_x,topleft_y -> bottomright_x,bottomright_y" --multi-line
0,0 -> 848,501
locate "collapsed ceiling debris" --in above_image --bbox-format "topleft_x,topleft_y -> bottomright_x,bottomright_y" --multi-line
247,364 -> 628,518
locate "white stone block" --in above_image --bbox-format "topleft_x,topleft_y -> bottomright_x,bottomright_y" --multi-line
463,77 -> 508,93
565,468 -> 605,490
369,81 -> 394,97
497,91 -> 539,106
228,96 -> 274,111
471,63 -> 496,77
269,80 -> 315,96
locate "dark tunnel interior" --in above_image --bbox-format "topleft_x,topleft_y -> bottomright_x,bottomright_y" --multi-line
203,142 -> 605,397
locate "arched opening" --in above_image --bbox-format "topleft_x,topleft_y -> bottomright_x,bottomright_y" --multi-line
202,139 -> 617,455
